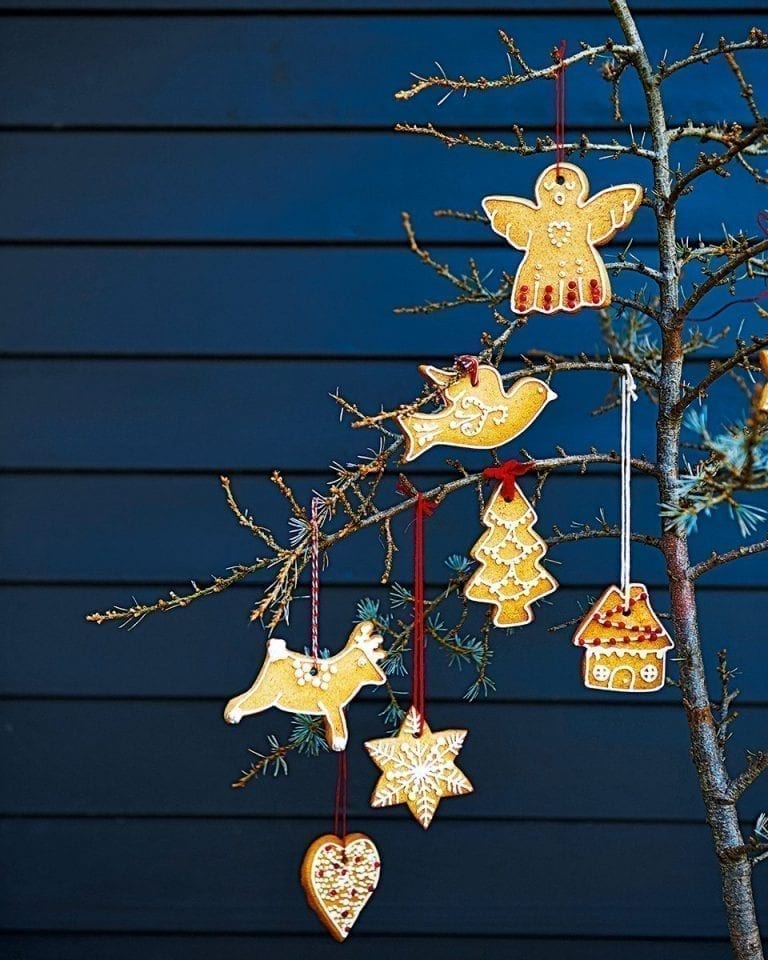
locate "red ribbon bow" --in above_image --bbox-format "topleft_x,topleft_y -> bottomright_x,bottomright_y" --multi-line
455,355 -> 480,387
483,460 -> 533,501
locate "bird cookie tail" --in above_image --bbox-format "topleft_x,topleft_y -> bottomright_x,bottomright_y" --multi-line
397,413 -> 430,462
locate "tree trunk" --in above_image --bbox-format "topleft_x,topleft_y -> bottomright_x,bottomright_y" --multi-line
610,2 -> 764,956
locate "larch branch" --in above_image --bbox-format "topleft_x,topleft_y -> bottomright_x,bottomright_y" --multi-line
394,123 -> 655,160
690,537 -> 768,580
728,751 -> 768,802
658,30 -> 768,80
678,237 -> 768,319
675,334 -> 768,413
394,40 -> 636,102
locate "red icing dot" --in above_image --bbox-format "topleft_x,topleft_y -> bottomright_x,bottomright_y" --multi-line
544,284 -> 553,293
520,285 -> 529,292
568,280 -> 577,289
374,862 -> 381,868
589,278 -> 598,288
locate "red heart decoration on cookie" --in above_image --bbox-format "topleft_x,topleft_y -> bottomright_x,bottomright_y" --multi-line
300,833 -> 381,941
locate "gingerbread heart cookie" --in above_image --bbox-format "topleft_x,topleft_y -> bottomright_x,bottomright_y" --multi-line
300,832 -> 381,941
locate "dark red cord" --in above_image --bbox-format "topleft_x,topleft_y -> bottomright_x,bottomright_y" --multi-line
413,493 -> 437,732
397,484 -> 438,734
554,41 -> 567,178
333,749 -> 348,841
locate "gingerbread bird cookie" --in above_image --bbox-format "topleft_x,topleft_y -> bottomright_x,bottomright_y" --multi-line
483,162 -> 643,315
397,362 -> 556,462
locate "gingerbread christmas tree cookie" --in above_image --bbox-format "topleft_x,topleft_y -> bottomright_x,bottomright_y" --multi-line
483,162 -> 643,315
464,462 -> 558,627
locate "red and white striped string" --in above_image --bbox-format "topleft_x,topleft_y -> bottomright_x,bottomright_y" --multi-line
310,496 -> 321,663
308,495 -> 350,841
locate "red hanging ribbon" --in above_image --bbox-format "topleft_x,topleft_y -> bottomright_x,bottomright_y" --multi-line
333,749 -> 348,842
483,460 -> 533,502
397,483 -> 438,733
553,40 -> 567,178
455,354 -> 480,387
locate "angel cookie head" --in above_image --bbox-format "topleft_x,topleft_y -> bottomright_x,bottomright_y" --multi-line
482,162 -> 643,315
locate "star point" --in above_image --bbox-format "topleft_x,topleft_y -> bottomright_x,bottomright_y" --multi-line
364,707 -> 473,829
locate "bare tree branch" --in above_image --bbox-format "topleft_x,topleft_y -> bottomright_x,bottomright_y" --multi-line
690,537 -> 768,580
729,751 -> 768,801
657,30 -> 768,80
394,38 -> 636,102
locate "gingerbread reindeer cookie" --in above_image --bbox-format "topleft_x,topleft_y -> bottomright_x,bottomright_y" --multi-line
483,162 -> 643,315
223,620 -> 386,750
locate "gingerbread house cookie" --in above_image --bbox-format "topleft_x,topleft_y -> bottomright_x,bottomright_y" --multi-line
572,583 -> 673,693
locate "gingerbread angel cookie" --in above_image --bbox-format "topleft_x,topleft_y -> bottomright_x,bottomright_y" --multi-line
483,162 -> 643,315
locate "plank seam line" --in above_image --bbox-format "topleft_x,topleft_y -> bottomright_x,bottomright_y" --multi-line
0,6 -> 759,17
0,929 -> 745,944
0,238 -> 707,249
0,353 -> 733,365
0,124 -> 658,135
0,579 -> 755,592
5,694 -> 765,708
0,467 -> 659,478
0,813 -> 750,827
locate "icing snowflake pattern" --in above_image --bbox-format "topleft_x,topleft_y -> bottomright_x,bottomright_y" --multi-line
365,707 -> 473,829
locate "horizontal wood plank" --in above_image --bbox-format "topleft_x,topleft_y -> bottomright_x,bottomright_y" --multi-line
0,358 -> 754,470
3,698 -> 766,820
0,246 -> 760,358
3,585 -> 767,701
2,818 -> 760,936
0,133 -> 763,242
0,934 -> 748,960
2,14 -> 765,127
0,1 -> 763,14
4,470 -> 767,587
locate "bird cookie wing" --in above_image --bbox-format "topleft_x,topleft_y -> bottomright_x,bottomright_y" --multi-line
482,196 -> 537,250
583,183 -> 643,245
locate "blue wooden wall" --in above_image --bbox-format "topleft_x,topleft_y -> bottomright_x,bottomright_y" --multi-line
1,1 -> 767,957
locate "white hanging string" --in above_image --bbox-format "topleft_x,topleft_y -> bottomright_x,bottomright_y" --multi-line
620,364 -> 638,611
